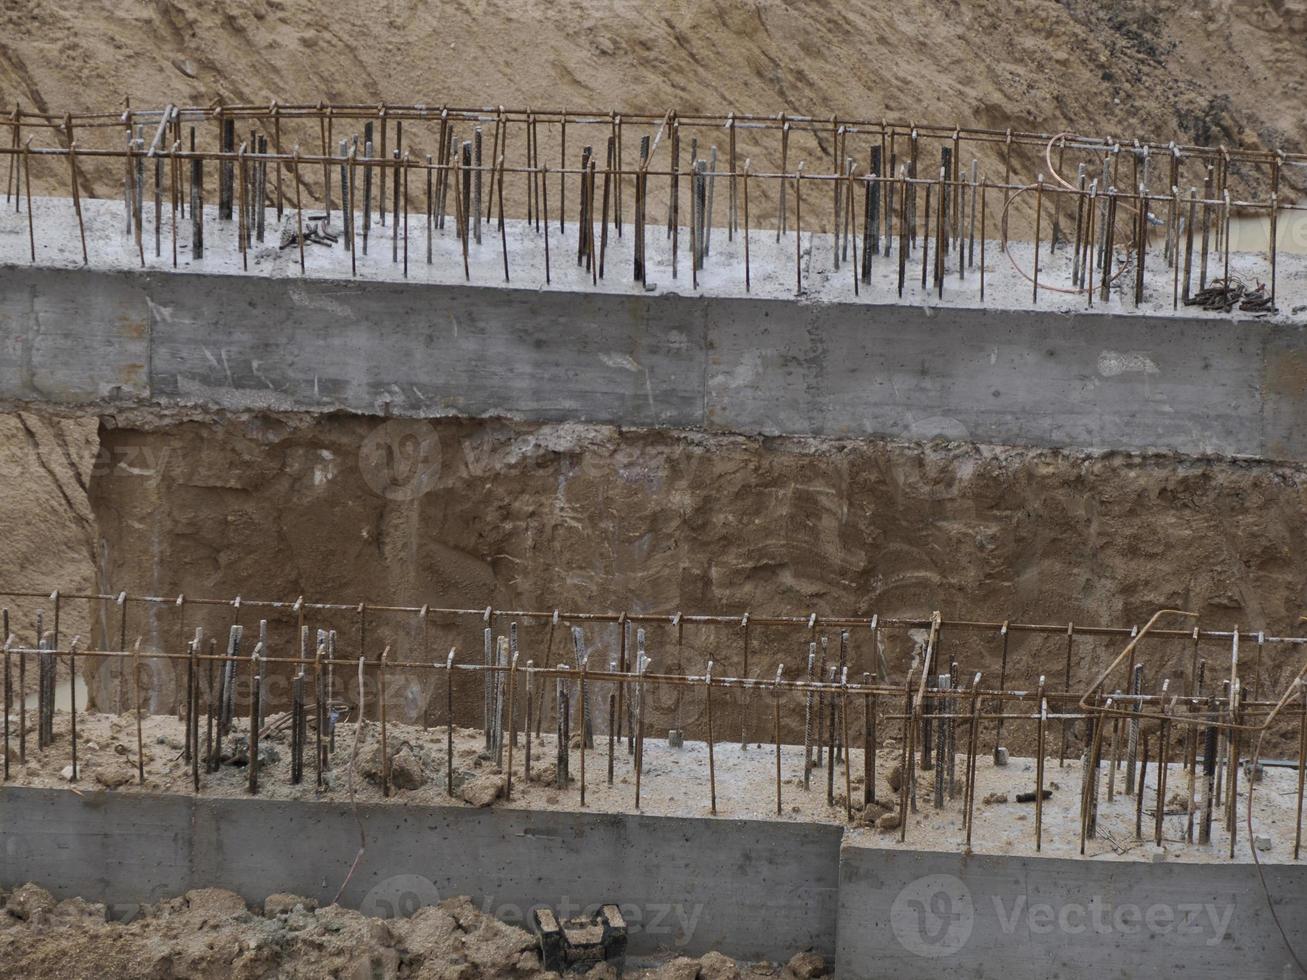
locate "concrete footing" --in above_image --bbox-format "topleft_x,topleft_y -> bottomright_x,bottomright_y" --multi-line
4,263 -> 1307,459
2,787 -> 1304,975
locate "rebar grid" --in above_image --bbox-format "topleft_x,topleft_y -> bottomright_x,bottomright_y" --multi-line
4,101 -> 1303,311
1,591 -> 1304,859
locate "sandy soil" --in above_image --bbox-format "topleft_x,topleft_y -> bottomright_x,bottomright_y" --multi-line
0,878 -> 822,979
50,412 -> 1307,751
0,0 -> 1303,210
8,708 -> 1301,865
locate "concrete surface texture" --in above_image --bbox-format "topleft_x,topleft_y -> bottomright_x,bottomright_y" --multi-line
2,786 -> 1304,976
837,842 -> 1307,979
0,787 -> 840,962
2,194 -> 1307,460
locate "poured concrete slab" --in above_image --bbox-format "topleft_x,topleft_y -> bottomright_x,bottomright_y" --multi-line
2,197 -> 1305,460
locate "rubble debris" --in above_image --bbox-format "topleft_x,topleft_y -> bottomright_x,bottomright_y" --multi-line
263,894 -> 318,916
698,950 -> 741,980
4,883 -> 55,921
1015,790 -> 1053,803
785,950 -> 830,979
533,904 -> 627,974
1183,277 -> 1276,315
279,214 -> 339,249
459,771 -> 506,807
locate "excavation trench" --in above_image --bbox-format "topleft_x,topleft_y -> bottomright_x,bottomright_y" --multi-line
4,409 -> 1307,755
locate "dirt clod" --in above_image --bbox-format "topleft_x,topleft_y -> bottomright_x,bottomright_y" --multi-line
458,772 -> 506,807
699,950 -> 743,980
785,950 -> 829,979
5,884 -> 55,922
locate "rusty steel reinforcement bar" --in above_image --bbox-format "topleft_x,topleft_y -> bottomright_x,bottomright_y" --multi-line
5,103 -> 1305,169
7,587 -> 1307,652
3,639 -> 1303,861
4,101 -> 1302,312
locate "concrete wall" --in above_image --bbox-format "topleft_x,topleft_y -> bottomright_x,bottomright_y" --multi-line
3,264 -> 1307,459
837,842 -> 1307,980
4,787 -> 1307,976
0,787 -> 841,961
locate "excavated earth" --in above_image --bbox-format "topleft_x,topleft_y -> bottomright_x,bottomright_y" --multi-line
0,880 -> 825,980
5,411 -> 1307,743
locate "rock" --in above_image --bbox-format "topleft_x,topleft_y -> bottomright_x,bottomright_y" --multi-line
785,950 -> 829,979
228,736 -> 279,768
585,964 -> 619,980
877,812 -> 901,831
699,950 -> 741,980
59,764 -> 78,781
114,743 -> 129,755
95,767 -> 135,789
399,905 -> 461,962
6,883 -> 55,921
390,744 -> 427,791
993,747 -> 1009,766
264,893 -> 319,916
529,762 -> 558,784
982,792 -> 1008,805
184,888 -> 247,919
444,896 -> 537,974
363,743 -> 427,790
854,801 -> 888,827
650,956 -> 700,980
459,772 -> 505,807
886,764 -> 903,793
1254,834 -> 1273,852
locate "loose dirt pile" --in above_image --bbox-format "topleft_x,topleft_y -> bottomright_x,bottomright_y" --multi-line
0,880 -> 828,980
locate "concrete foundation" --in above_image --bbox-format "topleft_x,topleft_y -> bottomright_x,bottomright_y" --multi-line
0,787 -> 840,962
837,842 -> 1307,979
3,263 -> 1307,460
2,787 -> 1305,976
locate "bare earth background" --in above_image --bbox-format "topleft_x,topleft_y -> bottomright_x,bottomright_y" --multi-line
1,3 -> 1306,976
1,0 -> 1306,695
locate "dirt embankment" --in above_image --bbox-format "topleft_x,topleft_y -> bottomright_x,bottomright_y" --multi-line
3,411 -> 1283,729
0,0 -> 1303,214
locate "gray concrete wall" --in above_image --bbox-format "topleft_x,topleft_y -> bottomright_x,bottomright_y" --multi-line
837,842 -> 1307,980
3,264 -> 1306,459
4,787 -> 1307,976
0,787 -> 841,960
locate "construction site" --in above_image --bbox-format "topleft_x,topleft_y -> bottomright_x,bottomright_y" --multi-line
1,2 -> 1307,978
